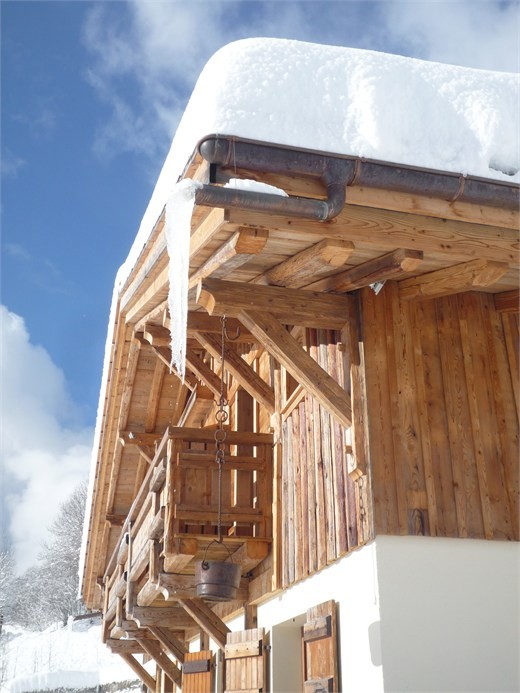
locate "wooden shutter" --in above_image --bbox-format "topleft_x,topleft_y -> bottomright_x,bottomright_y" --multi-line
302,600 -> 338,692
225,627 -> 266,692
182,651 -> 214,693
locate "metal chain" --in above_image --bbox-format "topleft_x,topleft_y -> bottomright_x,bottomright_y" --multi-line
214,316 -> 229,543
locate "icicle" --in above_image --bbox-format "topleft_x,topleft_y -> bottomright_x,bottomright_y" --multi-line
370,280 -> 386,295
164,179 -> 202,381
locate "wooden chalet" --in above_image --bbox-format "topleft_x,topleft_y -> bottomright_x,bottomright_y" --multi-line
81,40 -> 519,692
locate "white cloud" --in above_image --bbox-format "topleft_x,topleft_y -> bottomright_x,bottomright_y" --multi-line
0,306 -> 93,573
380,0 -> 519,72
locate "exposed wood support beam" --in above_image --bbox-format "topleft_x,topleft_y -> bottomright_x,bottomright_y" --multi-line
399,259 -> 509,301
238,310 -> 352,429
119,653 -> 156,691
178,598 -> 231,651
106,639 -> 143,654
124,265 -> 169,325
134,334 -> 198,390
147,626 -> 188,664
225,540 -> 270,574
193,331 -> 275,413
142,323 -> 171,347
132,606 -> 197,629
136,638 -> 183,687
145,360 -> 166,432
305,248 -> 424,293
197,278 -> 351,329
185,312 -> 256,342
189,227 -> 268,289
177,385 -> 215,428
263,239 -> 355,288
185,347 -> 226,399
121,427 -> 273,446
189,207 -> 230,259
494,289 -> 519,313
163,538 -> 199,573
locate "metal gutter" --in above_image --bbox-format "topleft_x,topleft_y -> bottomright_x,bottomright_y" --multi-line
194,135 -> 519,220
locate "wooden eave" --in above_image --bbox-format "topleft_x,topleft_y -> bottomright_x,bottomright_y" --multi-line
81,142 -> 519,610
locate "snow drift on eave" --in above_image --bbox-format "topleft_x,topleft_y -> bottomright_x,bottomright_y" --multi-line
79,37 -> 519,593
121,37 -> 520,286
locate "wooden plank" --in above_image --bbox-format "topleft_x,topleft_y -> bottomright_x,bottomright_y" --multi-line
302,601 -> 338,693
119,653 -> 156,691
147,626 -> 187,663
183,651 -> 214,693
197,277 -> 352,329
137,637 -> 182,687
185,346 -> 226,399
186,312 -> 255,342
193,331 -> 275,413
264,238 -> 355,288
189,207 -> 230,259
239,310 -> 352,429
299,401 -> 310,577
305,248 -> 423,292
179,598 -> 231,650
494,289 -> 520,313
225,628 -> 265,693
225,638 -> 262,659
189,227 -> 268,288
399,259 -> 509,301
106,639 -> 143,654
223,205 -> 519,266
361,286 -> 400,534
122,427 -> 273,446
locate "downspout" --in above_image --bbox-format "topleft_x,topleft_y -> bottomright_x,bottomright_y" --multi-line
193,136 -> 519,220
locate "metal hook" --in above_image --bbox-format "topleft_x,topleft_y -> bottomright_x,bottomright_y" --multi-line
223,323 -> 241,342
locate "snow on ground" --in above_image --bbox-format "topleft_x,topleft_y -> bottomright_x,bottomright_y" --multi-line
1,621 -> 138,693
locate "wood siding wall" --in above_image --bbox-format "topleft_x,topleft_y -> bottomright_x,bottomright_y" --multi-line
280,329 -> 373,588
362,283 -> 519,541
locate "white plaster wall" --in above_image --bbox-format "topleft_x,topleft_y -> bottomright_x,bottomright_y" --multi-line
257,542 -> 384,692
375,536 -> 520,693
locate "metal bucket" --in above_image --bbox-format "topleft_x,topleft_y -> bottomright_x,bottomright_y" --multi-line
195,560 -> 241,601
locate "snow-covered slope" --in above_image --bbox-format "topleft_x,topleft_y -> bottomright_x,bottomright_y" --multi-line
1,620 -> 138,693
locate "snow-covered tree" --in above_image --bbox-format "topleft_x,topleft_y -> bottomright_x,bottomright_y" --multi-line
0,549 -> 14,626
9,480 -> 88,629
38,480 -> 88,625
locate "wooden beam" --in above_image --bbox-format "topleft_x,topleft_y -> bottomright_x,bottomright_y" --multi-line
238,310 -> 352,429
399,259 -> 509,301
189,227 -> 268,288
189,207 -> 230,259
305,249 -> 424,293
264,239 -> 355,288
223,204 -> 519,266
184,313 -> 255,342
119,653 -> 156,691
147,626 -> 188,663
142,323 -> 170,347
145,360 -> 166,432
197,278 -> 352,329
106,639 -> 143,654
177,384 -> 215,428
494,289 -> 519,313
178,598 -> 231,651
132,606 -> 197,629
185,347 -> 225,399
193,332 -> 276,413
163,537 -> 198,573
225,541 -> 270,573
137,638 -> 182,687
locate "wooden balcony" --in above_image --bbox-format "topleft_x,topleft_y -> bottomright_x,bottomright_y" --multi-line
102,426 -> 273,643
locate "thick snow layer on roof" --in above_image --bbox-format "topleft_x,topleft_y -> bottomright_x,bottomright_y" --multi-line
124,37 -> 519,283
80,38 -> 519,587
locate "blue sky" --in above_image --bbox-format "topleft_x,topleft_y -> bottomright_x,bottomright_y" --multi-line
1,0 -> 518,570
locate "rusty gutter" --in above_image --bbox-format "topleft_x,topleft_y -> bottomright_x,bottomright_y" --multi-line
194,135 -> 518,219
